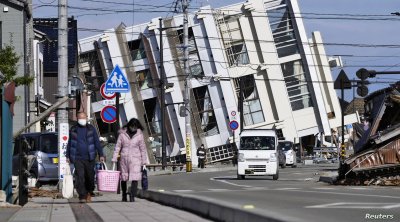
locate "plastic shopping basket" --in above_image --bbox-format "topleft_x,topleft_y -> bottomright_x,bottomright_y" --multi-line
97,162 -> 120,192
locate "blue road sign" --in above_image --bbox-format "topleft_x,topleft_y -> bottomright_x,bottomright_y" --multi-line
101,106 -> 117,123
105,65 -> 130,93
229,120 -> 239,131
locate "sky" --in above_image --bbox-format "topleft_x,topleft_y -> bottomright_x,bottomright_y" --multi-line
32,0 -> 400,101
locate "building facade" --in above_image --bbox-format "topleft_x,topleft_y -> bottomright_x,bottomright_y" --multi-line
78,0 -> 357,165
0,0 -> 32,134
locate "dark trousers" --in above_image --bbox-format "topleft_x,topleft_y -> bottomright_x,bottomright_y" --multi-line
198,158 -> 205,168
121,181 -> 138,201
74,159 -> 95,199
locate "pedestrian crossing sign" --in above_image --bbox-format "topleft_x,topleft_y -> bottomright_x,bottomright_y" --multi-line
105,65 -> 130,93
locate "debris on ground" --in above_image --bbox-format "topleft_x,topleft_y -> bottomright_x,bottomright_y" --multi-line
28,188 -> 62,199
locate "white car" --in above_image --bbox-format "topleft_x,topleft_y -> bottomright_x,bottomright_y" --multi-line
278,141 -> 297,167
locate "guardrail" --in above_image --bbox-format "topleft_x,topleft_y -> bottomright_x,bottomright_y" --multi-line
146,164 -> 185,171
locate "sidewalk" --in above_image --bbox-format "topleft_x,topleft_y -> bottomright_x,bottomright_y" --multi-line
3,193 -> 212,222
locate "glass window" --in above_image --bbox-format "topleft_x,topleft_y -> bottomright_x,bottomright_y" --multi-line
128,39 -> 146,61
193,86 -> 219,136
218,16 -> 249,66
240,136 -> 275,150
136,69 -> 152,90
281,60 -> 313,111
267,5 -> 299,58
143,98 -> 161,136
40,134 -> 58,154
234,75 -> 265,126
278,141 -> 293,151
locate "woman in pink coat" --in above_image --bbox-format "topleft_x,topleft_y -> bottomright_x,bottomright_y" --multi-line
112,118 -> 149,202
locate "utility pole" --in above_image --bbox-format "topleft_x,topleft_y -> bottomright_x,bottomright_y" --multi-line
57,0 -> 69,189
183,0 -> 192,172
159,18 -> 167,170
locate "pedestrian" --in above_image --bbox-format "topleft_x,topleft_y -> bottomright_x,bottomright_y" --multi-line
112,118 -> 149,202
66,112 -> 105,203
197,144 -> 206,169
232,147 -> 238,167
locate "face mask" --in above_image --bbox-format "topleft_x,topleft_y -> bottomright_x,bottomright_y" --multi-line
128,126 -> 137,133
78,119 -> 87,126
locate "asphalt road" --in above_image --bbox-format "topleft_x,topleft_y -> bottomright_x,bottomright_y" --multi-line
148,165 -> 400,222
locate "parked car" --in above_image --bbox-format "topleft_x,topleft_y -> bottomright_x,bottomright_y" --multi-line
278,141 -> 297,168
13,132 -> 60,187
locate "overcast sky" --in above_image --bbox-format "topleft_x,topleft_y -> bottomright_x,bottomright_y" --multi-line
33,0 -> 400,100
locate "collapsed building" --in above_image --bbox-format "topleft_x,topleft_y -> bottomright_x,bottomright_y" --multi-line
341,82 -> 400,182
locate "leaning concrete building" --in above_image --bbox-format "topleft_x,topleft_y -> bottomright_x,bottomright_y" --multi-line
78,0 -> 357,165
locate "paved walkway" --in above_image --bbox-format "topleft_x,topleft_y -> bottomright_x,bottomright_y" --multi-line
3,193 -> 212,222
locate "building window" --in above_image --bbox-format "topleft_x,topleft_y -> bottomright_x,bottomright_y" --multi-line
193,86 -> 219,136
128,39 -> 146,61
218,16 -> 249,66
0,22 -> 2,48
267,5 -> 299,58
281,60 -> 313,111
136,69 -> 152,90
276,129 -> 284,140
79,51 -> 105,103
177,28 -> 204,77
234,75 -> 265,126
143,98 -> 161,151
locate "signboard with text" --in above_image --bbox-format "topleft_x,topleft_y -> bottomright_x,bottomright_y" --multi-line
58,122 -> 69,180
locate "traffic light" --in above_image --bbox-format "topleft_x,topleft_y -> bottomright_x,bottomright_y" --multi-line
356,68 -> 372,97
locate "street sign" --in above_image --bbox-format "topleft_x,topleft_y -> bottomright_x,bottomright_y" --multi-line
58,123 -> 69,179
334,70 -> 352,89
229,120 -> 239,130
100,83 -> 116,99
231,111 -> 236,116
100,105 -> 117,123
102,100 -> 116,106
105,65 -> 130,93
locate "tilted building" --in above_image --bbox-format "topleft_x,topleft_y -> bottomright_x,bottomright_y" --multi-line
78,0 -> 357,165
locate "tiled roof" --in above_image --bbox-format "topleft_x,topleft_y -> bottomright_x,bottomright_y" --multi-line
345,98 -> 365,115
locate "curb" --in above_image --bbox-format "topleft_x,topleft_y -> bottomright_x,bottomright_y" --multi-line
138,189 -> 298,222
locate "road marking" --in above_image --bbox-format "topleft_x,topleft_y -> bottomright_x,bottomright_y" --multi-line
173,190 -> 194,193
306,202 -> 400,209
282,189 -> 400,199
274,188 -> 300,191
210,176 -> 252,188
313,187 -> 336,190
207,189 -> 230,192
243,205 -> 255,209
243,187 -> 266,190
348,187 -> 368,190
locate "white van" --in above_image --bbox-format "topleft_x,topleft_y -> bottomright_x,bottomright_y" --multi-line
237,129 -> 279,180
